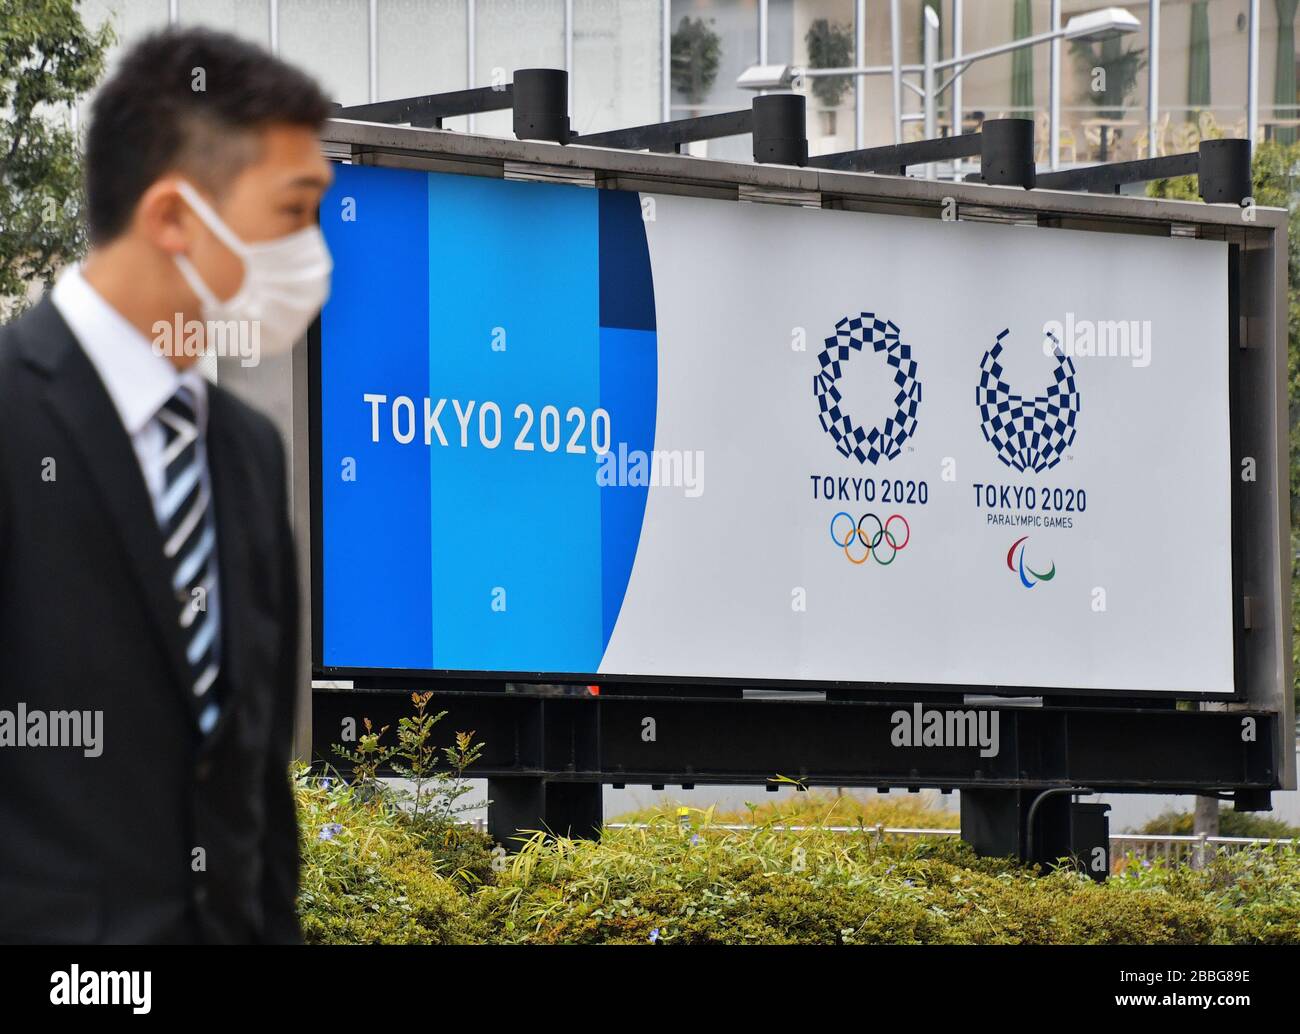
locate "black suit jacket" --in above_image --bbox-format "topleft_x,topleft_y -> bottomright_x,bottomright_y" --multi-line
0,297 -> 301,944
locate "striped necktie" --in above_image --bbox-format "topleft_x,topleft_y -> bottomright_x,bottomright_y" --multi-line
157,385 -> 221,735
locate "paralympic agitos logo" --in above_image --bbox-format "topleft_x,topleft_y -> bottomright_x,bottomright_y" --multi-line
1007,535 -> 1056,588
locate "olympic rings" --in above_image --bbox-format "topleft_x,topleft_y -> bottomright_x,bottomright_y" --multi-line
828,511 -> 911,566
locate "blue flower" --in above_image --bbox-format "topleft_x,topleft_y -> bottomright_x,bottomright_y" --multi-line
318,822 -> 344,841
649,928 -> 660,944
690,834 -> 701,846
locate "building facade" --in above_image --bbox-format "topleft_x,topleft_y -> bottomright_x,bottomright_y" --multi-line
77,1 -> 1299,165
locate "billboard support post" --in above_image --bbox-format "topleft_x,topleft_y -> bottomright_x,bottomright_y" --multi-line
962,788 -> 1110,878
486,777 -> 603,847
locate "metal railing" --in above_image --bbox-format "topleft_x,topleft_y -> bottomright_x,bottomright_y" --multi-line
1110,832 -> 1297,870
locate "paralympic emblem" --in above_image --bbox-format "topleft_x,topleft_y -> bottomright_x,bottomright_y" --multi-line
1007,535 -> 1056,588
976,330 -> 1079,473
814,313 -> 921,465
830,512 -> 910,566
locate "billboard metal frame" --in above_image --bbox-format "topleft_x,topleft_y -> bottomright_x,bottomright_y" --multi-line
300,117 -> 1294,860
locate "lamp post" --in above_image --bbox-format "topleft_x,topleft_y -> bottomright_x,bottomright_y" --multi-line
923,6 -> 939,143
1049,0 -> 1061,169
1148,0 -> 1161,159
854,0 -> 866,150
740,6 -> 1141,178
952,0 -> 964,172
925,7 -> 1140,168
890,0 -> 903,144
1247,0 -> 1260,147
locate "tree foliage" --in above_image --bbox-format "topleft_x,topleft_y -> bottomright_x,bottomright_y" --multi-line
0,0 -> 111,316
1070,37 -> 1146,121
804,18 -> 853,111
670,16 -> 720,108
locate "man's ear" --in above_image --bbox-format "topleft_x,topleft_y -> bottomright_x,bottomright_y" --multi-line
134,179 -> 193,256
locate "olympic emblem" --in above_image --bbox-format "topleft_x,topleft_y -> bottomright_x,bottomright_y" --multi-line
976,330 -> 1079,473
1007,535 -> 1056,588
829,511 -> 911,566
814,313 -> 921,465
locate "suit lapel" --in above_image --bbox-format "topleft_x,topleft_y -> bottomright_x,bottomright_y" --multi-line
18,299 -> 202,719
204,390 -> 253,732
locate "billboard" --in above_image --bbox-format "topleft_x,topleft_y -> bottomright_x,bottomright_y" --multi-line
316,162 -> 1234,695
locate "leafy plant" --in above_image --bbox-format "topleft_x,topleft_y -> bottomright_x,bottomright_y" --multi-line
804,18 -> 853,110
670,15 -> 721,107
388,692 -> 485,828
331,716 -> 394,802
0,0 -> 112,317
1070,37 -> 1146,121
333,691 -> 486,831
294,765 -> 494,943
1138,807 -> 1300,840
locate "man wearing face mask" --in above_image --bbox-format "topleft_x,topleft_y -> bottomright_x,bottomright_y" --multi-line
0,28 -> 333,944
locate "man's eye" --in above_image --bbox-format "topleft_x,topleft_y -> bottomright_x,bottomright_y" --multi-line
282,205 -> 307,218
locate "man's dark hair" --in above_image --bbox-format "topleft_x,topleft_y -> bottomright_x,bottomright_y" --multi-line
85,27 -> 332,244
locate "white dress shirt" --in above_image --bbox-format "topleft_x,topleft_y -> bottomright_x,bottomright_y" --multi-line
50,263 -> 211,525
50,265 -> 223,682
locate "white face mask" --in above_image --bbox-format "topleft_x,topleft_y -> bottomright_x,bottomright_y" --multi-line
172,179 -> 332,359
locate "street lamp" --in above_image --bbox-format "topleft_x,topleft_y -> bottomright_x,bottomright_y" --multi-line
737,5 -> 1140,176
1065,7 -> 1143,42
735,64 -> 797,92
923,6 -> 1139,175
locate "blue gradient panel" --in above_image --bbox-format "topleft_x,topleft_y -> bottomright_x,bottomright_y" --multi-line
599,188 -> 657,331
598,327 -> 657,645
320,163 -> 433,668
427,174 -> 603,672
597,189 -> 658,648
319,166 -> 657,673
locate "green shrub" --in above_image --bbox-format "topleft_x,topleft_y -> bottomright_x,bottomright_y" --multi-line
295,768 -> 498,944
459,814 -> 1299,946
296,707 -> 1299,946
1137,807 -> 1300,840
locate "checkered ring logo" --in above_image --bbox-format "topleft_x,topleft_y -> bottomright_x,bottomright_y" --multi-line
976,329 -> 1080,473
813,313 -> 922,465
